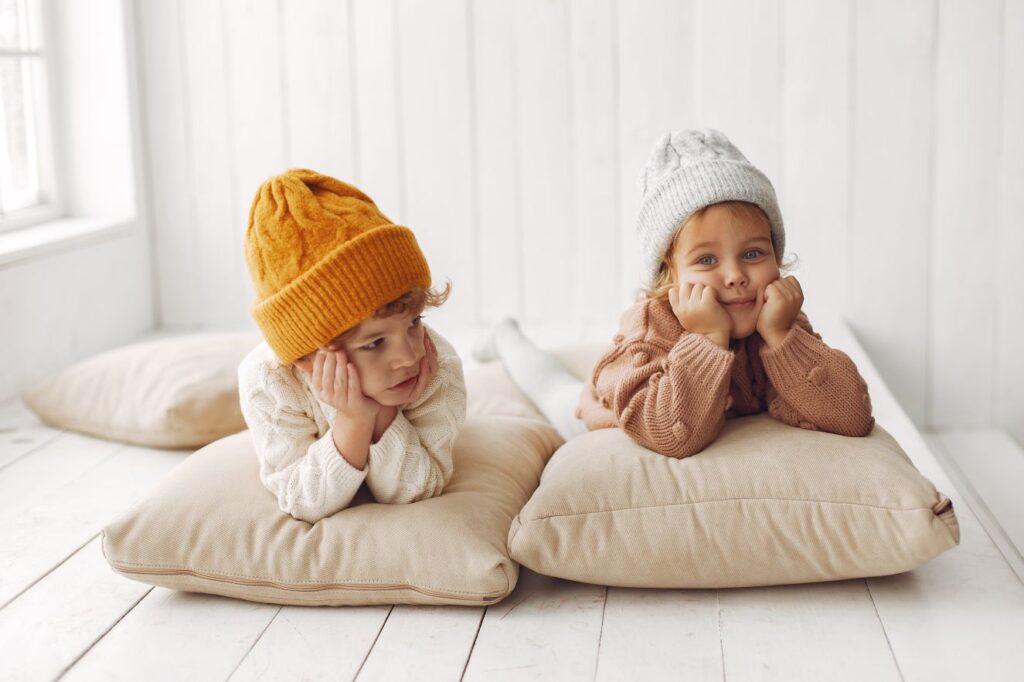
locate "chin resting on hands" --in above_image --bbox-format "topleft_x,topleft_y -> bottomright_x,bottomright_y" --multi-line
756,275 -> 804,347
304,348 -> 382,425
669,282 -> 732,348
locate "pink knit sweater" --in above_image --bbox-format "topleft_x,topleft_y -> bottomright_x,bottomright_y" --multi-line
576,297 -> 875,458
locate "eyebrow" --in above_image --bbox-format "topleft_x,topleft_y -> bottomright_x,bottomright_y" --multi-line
351,328 -> 388,344
685,236 -> 771,256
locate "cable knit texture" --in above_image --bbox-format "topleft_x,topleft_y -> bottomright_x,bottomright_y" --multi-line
244,169 -> 432,365
578,297 -> 874,458
238,326 -> 467,523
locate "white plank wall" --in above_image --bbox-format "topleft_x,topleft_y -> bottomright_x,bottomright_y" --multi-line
848,0 -> 934,426
614,0 -> 693,308
472,1 -> 522,322
180,0 -> 240,329
692,0 -> 782,185
930,0 -> 1002,428
780,0 -> 850,314
395,0 -> 477,327
516,0 -> 574,324
997,1 -> 1024,446
351,0 -> 403,226
569,0 -> 618,325
133,0 -> 1024,434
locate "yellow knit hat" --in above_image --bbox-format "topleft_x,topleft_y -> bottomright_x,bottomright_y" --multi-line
244,169 -> 431,364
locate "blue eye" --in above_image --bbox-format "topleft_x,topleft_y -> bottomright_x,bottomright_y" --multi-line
696,255 -> 716,266
744,249 -> 763,259
362,338 -> 383,351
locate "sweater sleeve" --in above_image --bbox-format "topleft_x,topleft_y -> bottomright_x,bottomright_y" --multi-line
238,361 -> 368,524
759,314 -> 875,437
364,329 -> 467,504
596,332 -> 735,458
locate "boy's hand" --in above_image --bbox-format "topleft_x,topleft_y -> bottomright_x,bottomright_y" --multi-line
406,332 -> 439,404
756,275 -> 804,348
670,282 -> 732,348
307,349 -> 381,425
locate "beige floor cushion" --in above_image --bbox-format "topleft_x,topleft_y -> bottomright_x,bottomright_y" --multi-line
468,342 -> 960,589
508,417 -> 959,588
23,333 -> 261,449
102,416 -> 561,606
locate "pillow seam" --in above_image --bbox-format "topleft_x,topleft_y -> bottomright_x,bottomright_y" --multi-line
527,496 -> 944,521
109,559 -> 504,597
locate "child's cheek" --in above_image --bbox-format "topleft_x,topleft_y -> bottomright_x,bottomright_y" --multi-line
681,272 -> 718,295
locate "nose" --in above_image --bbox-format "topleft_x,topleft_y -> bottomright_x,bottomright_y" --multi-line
721,261 -> 748,289
390,334 -> 420,369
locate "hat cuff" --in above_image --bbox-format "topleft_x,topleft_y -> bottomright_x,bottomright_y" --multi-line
251,225 -> 432,364
635,160 -> 785,288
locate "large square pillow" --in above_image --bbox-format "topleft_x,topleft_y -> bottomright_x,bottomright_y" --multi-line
467,342 -> 960,588
102,416 -> 561,606
23,333 -> 260,449
508,418 -> 959,588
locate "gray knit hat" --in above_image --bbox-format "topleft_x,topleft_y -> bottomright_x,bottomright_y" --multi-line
635,128 -> 784,288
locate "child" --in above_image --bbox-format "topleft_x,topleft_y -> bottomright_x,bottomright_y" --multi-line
238,169 -> 466,523
475,129 -> 874,457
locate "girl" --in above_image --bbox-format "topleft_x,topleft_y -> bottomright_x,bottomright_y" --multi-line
238,169 -> 466,523
475,129 -> 873,457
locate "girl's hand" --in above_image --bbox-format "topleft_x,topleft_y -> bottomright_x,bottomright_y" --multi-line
306,349 -> 381,425
756,275 -> 804,348
406,332 -> 439,404
669,283 -> 732,348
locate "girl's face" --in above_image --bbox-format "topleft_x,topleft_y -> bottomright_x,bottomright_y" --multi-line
294,309 -> 427,406
670,203 -> 781,339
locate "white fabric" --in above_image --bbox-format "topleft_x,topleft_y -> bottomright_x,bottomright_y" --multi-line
237,326 -> 467,523
475,318 -> 587,441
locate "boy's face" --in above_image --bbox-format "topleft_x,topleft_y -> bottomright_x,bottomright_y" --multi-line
293,309 -> 427,407
670,203 -> 781,339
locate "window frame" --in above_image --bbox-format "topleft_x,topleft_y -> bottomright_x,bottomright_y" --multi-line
0,0 -> 62,234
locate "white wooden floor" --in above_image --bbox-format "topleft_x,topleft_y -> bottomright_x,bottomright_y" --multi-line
1,318 -> 1023,682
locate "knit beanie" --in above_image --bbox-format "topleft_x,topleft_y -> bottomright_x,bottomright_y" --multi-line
244,169 -> 431,365
635,128 -> 785,288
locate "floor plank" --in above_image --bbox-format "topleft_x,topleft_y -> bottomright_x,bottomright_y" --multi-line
0,399 -> 63,471
719,580 -> 902,682
62,588 -> 279,682
928,429 -> 1024,581
227,604 -> 392,682
462,569 -> 606,681
831,318 -> 1024,681
595,587 -> 722,681
0,537 -> 151,682
355,605 -> 485,681
0,436 -> 183,607
864,508 -> 1024,681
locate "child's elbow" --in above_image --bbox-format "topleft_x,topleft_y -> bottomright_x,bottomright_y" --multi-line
275,484 -> 352,523
280,500 -> 332,524
370,466 -> 451,505
836,390 -> 875,437
818,409 -> 875,438
623,416 -> 717,459
844,413 -> 875,438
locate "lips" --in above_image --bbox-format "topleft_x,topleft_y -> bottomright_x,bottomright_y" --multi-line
391,373 -> 419,390
722,298 -> 756,307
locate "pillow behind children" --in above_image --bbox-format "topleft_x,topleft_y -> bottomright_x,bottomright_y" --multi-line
471,342 -> 960,588
102,416 -> 561,606
23,333 -> 260,449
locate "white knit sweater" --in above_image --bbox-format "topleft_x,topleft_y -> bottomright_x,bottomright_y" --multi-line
237,326 -> 467,523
